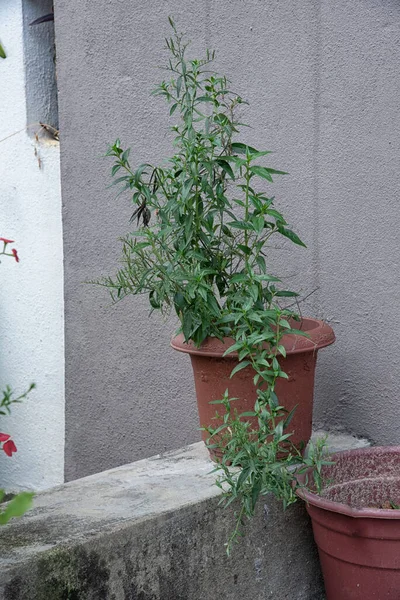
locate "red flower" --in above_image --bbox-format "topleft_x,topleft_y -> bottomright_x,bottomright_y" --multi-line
0,238 -> 14,245
2,440 -> 17,457
11,248 -> 19,262
0,433 -> 10,442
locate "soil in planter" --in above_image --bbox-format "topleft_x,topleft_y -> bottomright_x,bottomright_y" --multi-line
368,500 -> 400,509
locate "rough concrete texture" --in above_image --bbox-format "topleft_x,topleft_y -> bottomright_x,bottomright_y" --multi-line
54,0 -> 400,479
0,441 -> 328,600
0,433 -> 367,599
311,430 -> 371,454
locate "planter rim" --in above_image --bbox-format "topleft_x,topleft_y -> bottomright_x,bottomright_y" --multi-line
297,446 -> 400,520
171,317 -> 335,357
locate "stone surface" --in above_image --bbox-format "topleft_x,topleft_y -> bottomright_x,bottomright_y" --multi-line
310,430 -> 371,454
0,441 -> 327,599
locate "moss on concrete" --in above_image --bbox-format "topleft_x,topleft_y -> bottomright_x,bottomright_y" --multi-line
4,547 -> 110,600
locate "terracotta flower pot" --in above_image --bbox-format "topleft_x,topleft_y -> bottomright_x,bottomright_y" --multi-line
297,446 -> 400,600
171,317 -> 335,456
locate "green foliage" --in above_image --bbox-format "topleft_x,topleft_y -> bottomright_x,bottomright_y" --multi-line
97,19 -> 328,553
0,491 -> 34,525
0,383 -> 36,416
0,41 -> 6,59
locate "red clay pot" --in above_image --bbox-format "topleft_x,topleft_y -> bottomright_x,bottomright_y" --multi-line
171,317 -> 334,455
297,446 -> 400,600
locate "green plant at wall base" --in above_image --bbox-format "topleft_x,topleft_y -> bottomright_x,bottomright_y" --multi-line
97,20 -> 328,553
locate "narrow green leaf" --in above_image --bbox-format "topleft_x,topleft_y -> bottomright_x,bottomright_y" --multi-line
277,344 -> 286,358
230,361 -> 251,378
283,405 -> 297,429
254,274 -> 281,282
278,227 -> 306,247
196,96 -> 214,103
250,165 -> 273,182
251,478 -> 262,510
181,178 -> 193,201
231,142 -> 259,155
0,41 -> 6,59
121,148 -> 131,163
216,159 -> 234,179
237,244 -> 252,256
176,75 -> 182,97
227,221 -> 254,231
275,290 -> 299,297
237,467 -> 251,488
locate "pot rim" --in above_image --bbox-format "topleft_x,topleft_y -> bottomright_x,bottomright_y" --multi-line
296,446 -> 400,520
171,317 -> 335,357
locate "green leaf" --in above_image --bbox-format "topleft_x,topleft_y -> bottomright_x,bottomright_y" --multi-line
279,318 -> 291,329
254,274 -> 281,282
176,75 -> 182,96
277,344 -> 286,358
275,290 -> 299,297
121,148 -> 131,163
283,405 -> 297,429
227,221 -> 254,231
248,284 -> 259,302
252,216 -> 264,234
216,159 -> 234,180
251,478 -> 262,510
249,166 -> 275,182
237,244 -> 252,256
174,291 -> 186,312
230,273 -> 247,283
231,142 -> 259,155
249,150 -> 272,159
111,164 -> 122,176
237,467 -> 251,488
278,227 -> 306,247
223,341 -> 242,356
149,290 -> 161,309
196,96 -> 214,103
0,492 -> 34,525
181,178 -> 193,201
255,255 -> 266,272
230,360 -> 251,378
263,168 -> 288,176
0,41 -> 6,59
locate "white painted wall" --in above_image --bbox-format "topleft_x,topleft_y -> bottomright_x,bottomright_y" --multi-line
0,0 -> 64,490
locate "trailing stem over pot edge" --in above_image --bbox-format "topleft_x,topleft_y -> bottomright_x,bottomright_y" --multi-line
95,19 -> 329,553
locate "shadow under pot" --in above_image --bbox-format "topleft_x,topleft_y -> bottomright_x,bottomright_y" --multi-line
297,445 -> 400,600
171,317 -> 335,458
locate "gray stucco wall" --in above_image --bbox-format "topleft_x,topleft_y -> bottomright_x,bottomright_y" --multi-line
54,0 -> 400,480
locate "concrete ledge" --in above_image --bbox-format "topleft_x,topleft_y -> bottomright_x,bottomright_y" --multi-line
0,434 -> 369,599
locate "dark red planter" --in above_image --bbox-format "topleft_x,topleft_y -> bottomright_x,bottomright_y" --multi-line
297,446 -> 400,600
171,317 -> 334,456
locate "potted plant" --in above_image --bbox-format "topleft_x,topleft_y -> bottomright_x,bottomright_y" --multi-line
297,445 -> 400,599
97,20 -> 334,552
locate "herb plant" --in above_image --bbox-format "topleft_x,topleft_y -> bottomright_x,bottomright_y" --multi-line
98,20 -> 328,553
